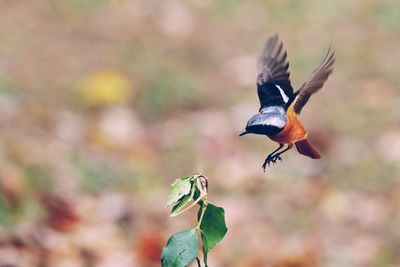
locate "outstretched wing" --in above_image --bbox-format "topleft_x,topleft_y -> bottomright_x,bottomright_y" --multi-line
257,34 -> 294,110
293,47 -> 335,114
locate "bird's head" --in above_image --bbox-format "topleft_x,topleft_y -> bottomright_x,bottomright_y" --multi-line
239,107 -> 287,137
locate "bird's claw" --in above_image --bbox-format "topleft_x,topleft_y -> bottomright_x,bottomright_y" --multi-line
262,154 -> 283,172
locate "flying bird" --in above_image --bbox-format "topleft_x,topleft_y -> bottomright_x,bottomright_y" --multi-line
239,34 -> 335,171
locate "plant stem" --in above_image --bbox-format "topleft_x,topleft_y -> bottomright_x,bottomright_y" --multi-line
196,197 -> 208,230
196,257 -> 202,267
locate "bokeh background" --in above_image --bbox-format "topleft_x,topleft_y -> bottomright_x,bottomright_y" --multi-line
0,0 -> 400,266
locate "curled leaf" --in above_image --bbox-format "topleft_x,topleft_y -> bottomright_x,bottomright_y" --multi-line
170,182 -> 196,217
166,176 -> 193,207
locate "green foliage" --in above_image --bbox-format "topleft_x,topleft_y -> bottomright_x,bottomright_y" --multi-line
171,182 -> 196,217
0,76 -> 15,96
52,0 -> 105,10
0,195 -> 41,228
25,165 -> 52,192
198,203 -> 228,266
162,174 -> 227,267
74,158 -> 127,194
379,2 -> 400,31
79,163 -> 115,194
139,70 -> 200,121
166,176 -> 194,207
0,195 -> 15,226
161,229 -> 198,267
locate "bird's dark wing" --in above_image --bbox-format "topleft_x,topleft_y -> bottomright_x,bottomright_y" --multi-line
293,47 -> 335,114
257,34 -> 294,109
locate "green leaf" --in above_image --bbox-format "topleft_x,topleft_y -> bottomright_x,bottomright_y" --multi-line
198,203 -> 227,266
161,228 -> 199,267
166,176 -> 193,207
170,182 -> 196,217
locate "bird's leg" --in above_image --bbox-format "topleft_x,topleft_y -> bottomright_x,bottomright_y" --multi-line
266,144 -> 284,161
262,144 -> 294,171
272,143 -> 293,162
262,144 -> 284,171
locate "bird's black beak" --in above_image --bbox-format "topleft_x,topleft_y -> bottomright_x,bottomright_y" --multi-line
239,130 -> 248,137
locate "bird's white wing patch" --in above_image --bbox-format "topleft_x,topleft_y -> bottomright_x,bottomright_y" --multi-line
276,84 -> 289,103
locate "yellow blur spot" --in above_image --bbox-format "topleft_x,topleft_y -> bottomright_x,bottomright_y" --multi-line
76,69 -> 133,107
320,190 -> 349,220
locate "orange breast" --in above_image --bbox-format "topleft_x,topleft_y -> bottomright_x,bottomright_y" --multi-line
269,105 -> 307,144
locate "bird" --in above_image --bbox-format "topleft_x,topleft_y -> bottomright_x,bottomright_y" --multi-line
239,34 -> 335,172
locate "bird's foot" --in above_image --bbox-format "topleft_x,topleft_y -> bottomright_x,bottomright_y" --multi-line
262,154 -> 283,172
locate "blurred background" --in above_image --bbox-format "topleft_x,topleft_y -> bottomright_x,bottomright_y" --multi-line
0,0 -> 399,266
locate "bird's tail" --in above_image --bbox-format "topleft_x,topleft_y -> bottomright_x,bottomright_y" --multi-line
295,139 -> 321,159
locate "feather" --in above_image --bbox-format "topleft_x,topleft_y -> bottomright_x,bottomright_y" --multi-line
295,139 -> 321,159
257,34 -> 294,110
293,47 -> 335,114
